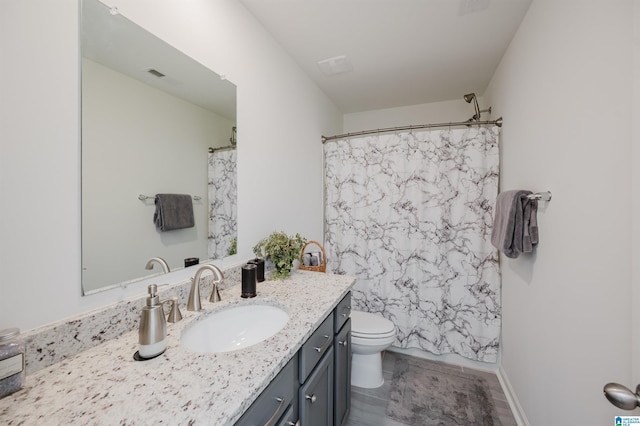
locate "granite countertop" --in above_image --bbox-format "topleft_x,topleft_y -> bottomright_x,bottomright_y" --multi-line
0,271 -> 354,425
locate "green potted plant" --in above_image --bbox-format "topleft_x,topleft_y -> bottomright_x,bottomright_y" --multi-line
253,231 -> 307,279
228,237 -> 237,256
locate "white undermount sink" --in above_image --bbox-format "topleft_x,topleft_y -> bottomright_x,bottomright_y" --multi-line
181,304 -> 289,353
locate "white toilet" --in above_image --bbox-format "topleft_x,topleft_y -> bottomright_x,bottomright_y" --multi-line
350,310 -> 397,389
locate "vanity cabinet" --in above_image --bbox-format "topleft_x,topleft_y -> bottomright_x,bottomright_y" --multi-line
299,347 -> 334,426
236,291 -> 352,426
299,313 -> 334,382
333,293 -> 352,426
235,353 -> 298,426
298,312 -> 335,425
333,318 -> 351,426
277,405 -> 298,426
333,292 -> 351,331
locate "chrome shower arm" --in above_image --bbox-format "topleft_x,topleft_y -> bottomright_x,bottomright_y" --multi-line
464,92 -> 481,121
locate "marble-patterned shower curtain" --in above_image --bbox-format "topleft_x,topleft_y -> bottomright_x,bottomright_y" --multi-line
324,127 -> 501,362
208,149 -> 237,259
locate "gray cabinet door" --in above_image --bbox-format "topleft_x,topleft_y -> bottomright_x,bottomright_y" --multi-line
236,354 -> 297,426
276,405 -> 298,426
334,319 -> 351,426
299,347 -> 334,426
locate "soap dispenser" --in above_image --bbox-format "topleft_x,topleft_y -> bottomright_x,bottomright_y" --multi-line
138,284 -> 167,359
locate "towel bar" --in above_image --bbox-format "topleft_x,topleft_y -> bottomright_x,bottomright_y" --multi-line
138,194 -> 202,201
527,191 -> 552,202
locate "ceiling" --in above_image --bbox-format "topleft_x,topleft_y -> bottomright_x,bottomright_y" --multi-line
81,0 -> 236,120
240,0 -> 532,114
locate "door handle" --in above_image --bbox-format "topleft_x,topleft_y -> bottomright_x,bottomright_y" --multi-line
263,397 -> 285,426
603,382 -> 640,410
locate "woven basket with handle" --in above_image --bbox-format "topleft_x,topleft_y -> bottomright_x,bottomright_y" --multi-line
299,240 -> 326,273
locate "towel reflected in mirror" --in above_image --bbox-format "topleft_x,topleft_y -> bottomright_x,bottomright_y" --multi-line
153,194 -> 195,231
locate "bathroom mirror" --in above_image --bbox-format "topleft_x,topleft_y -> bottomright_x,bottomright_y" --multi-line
80,0 -> 237,295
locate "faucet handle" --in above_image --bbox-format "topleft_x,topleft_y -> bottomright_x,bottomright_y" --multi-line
187,277 -> 202,311
209,283 -> 222,303
208,268 -> 224,303
166,297 -> 182,323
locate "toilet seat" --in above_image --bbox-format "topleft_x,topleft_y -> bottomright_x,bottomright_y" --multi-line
351,310 -> 395,339
352,329 -> 396,340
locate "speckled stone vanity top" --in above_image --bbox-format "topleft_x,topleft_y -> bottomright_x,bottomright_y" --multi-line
0,271 -> 354,425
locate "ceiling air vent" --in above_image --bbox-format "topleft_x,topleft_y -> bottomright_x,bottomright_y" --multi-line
459,0 -> 490,15
317,55 -> 353,76
146,68 -> 166,78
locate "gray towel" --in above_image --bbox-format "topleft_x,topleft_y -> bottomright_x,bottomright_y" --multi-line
491,190 -> 538,258
522,198 -> 539,253
153,194 -> 195,231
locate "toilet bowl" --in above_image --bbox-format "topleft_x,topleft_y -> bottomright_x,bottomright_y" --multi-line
350,310 -> 396,389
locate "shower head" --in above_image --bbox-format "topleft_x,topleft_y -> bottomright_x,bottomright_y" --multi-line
463,93 -> 481,121
230,126 -> 237,146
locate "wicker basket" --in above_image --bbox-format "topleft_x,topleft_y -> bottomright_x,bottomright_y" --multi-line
299,240 -> 326,273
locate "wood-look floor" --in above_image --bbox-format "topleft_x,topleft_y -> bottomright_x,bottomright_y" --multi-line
345,351 -> 518,426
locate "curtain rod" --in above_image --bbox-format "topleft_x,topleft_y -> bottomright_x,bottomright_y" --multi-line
321,117 -> 503,143
208,145 -> 236,153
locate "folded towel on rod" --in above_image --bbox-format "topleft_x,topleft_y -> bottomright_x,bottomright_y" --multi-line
491,190 -> 539,258
153,194 -> 195,232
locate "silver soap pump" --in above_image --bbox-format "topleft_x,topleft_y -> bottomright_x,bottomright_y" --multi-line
138,284 -> 167,359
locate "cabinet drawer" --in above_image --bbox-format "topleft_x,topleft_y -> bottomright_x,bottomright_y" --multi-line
299,312 -> 334,384
236,354 -> 297,426
333,292 -> 351,333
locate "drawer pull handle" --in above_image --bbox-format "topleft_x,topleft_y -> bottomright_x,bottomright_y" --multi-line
287,422 -> 300,426
341,306 -> 351,317
263,397 -> 285,426
313,335 -> 331,353
305,394 -> 317,403
339,340 -> 348,347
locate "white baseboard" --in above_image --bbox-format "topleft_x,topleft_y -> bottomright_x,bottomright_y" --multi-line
387,346 -> 499,372
496,366 -> 530,426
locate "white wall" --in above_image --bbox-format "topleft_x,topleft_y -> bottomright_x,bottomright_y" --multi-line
82,59 -> 234,292
484,0 -> 633,424
0,0 -> 342,331
343,97 -> 483,133
633,1 -> 640,387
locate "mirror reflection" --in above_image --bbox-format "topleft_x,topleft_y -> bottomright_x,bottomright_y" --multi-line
81,0 -> 237,295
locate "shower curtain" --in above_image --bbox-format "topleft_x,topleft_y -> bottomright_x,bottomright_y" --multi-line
324,127 -> 500,362
208,149 -> 237,259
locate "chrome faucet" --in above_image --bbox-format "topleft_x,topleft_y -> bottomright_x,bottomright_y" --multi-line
187,265 -> 224,311
145,257 -> 171,274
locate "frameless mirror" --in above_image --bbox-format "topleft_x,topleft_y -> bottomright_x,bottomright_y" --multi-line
81,0 -> 237,295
